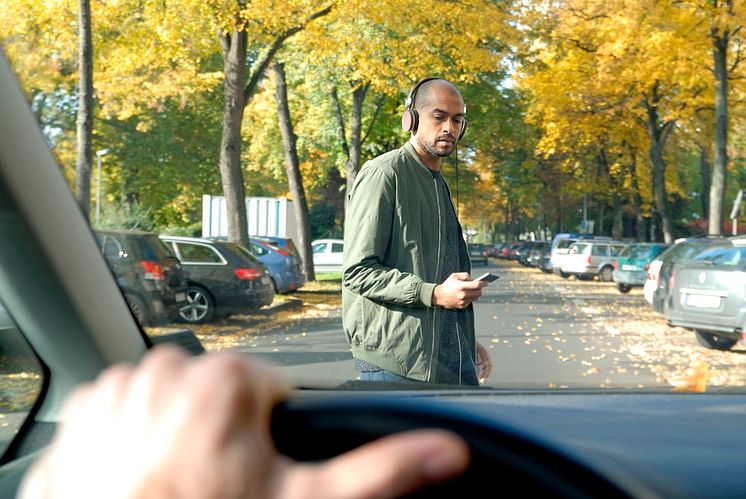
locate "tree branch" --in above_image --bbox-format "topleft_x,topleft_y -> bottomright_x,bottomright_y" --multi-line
361,94 -> 384,147
330,85 -> 350,160
242,3 -> 334,106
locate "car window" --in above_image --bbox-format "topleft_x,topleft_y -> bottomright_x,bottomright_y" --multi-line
251,243 -> 269,256
7,0 -> 746,405
693,246 -> 746,267
99,234 -> 124,260
232,243 -> 259,263
556,239 -> 576,250
591,245 -> 607,256
569,243 -> 587,254
0,297 -> 43,458
610,245 -> 626,256
176,243 -> 223,264
137,236 -> 174,261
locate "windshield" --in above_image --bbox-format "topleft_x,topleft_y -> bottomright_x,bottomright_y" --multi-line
620,245 -> 653,260
3,0 -> 746,400
693,246 -> 746,267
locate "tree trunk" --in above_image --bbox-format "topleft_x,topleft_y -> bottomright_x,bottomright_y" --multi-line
643,92 -> 675,243
709,31 -> 729,236
218,30 -> 250,249
345,83 -> 369,200
612,193 -> 623,240
216,5 -> 333,248
272,62 -> 315,281
699,145 -> 711,220
75,0 -> 94,221
625,148 -> 646,241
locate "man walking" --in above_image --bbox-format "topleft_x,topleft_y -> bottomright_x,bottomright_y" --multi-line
342,78 -> 492,386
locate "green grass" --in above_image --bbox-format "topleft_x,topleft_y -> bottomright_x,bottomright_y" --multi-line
315,272 -> 342,281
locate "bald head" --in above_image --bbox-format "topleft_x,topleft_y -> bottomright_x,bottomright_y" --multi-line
413,79 -> 465,114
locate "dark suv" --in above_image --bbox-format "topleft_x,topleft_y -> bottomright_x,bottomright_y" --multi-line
94,229 -> 187,326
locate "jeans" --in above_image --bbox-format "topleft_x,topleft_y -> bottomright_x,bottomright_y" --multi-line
358,369 -> 420,383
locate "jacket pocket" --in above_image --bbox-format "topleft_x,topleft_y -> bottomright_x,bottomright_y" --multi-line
361,297 -> 384,349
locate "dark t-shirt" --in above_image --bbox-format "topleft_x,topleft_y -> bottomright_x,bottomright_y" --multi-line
432,170 -> 478,386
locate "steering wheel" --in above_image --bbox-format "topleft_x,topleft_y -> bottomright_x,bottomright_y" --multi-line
271,395 -> 646,498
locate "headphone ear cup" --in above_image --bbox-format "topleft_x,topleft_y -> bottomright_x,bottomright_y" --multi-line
459,119 -> 467,140
401,109 -> 419,133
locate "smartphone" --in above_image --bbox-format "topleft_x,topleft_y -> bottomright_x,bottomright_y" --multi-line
475,272 -> 500,283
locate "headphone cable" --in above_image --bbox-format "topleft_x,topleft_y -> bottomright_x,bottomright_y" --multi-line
455,145 -> 459,218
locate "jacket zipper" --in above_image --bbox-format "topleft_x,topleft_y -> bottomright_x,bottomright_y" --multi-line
428,176 -> 443,381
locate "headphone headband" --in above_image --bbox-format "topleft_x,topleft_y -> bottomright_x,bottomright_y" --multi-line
401,77 -> 467,140
404,77 -> 441,110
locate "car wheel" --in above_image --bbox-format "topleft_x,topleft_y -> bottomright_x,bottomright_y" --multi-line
124,293 -> 150,326
599,266 -> 614,282
179,286 -> 214,324
694,330 -> 738,351
559,271 -> 570,279
616,283 -> 631,293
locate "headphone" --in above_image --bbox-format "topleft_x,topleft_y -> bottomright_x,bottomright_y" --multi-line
401,77 -> 467,140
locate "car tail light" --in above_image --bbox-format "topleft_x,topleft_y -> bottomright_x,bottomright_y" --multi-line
140,260 -> 164,280
614,259 -> 619,270
235,268 -> 262,280
587,255 -> 592,265
643,263 -> 650,271
669,271 -> 675,290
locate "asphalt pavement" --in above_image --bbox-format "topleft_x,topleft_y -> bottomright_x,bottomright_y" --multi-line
236,258 -> 674,390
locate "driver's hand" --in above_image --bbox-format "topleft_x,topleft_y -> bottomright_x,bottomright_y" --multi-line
18,346 -> 470,499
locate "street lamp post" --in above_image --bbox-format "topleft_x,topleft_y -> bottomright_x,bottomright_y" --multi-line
95,148 -> 110,225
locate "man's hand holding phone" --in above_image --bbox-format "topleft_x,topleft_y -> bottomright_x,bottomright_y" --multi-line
474,272 -> 499,284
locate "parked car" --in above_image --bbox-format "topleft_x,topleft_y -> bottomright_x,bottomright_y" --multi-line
160,236 -> 274,324
612,242 -> 670,293
312,238 -> 344,272
525,241 -> 550,268
485,243 -> 503,258
561,240 -> 627,281
500,241 -> 523,259
643,256 -> 664,305
547,233 -> 581,275
664,237 -> 746,350
518,241 -> 548,267
468,242 -> 489,266
250,237 -> 305,293
649,237 -> 726,313
254,236 -> 299,256
94,229 -> 187,326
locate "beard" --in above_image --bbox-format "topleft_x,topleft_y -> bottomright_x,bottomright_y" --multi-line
417,134 -> 455,158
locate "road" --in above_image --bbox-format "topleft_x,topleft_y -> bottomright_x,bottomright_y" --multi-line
233,258 -> 744,390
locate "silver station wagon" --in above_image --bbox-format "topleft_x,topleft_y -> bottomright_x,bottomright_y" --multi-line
665,237 -> 746,350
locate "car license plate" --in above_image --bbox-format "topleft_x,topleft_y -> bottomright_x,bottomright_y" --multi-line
261,277 -> 270,285
622,264 -> 637,271
175,292 -> 186,302
685,294 -> 720,309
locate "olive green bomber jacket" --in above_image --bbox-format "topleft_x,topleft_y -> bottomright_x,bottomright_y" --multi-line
341,142 -> 475,382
